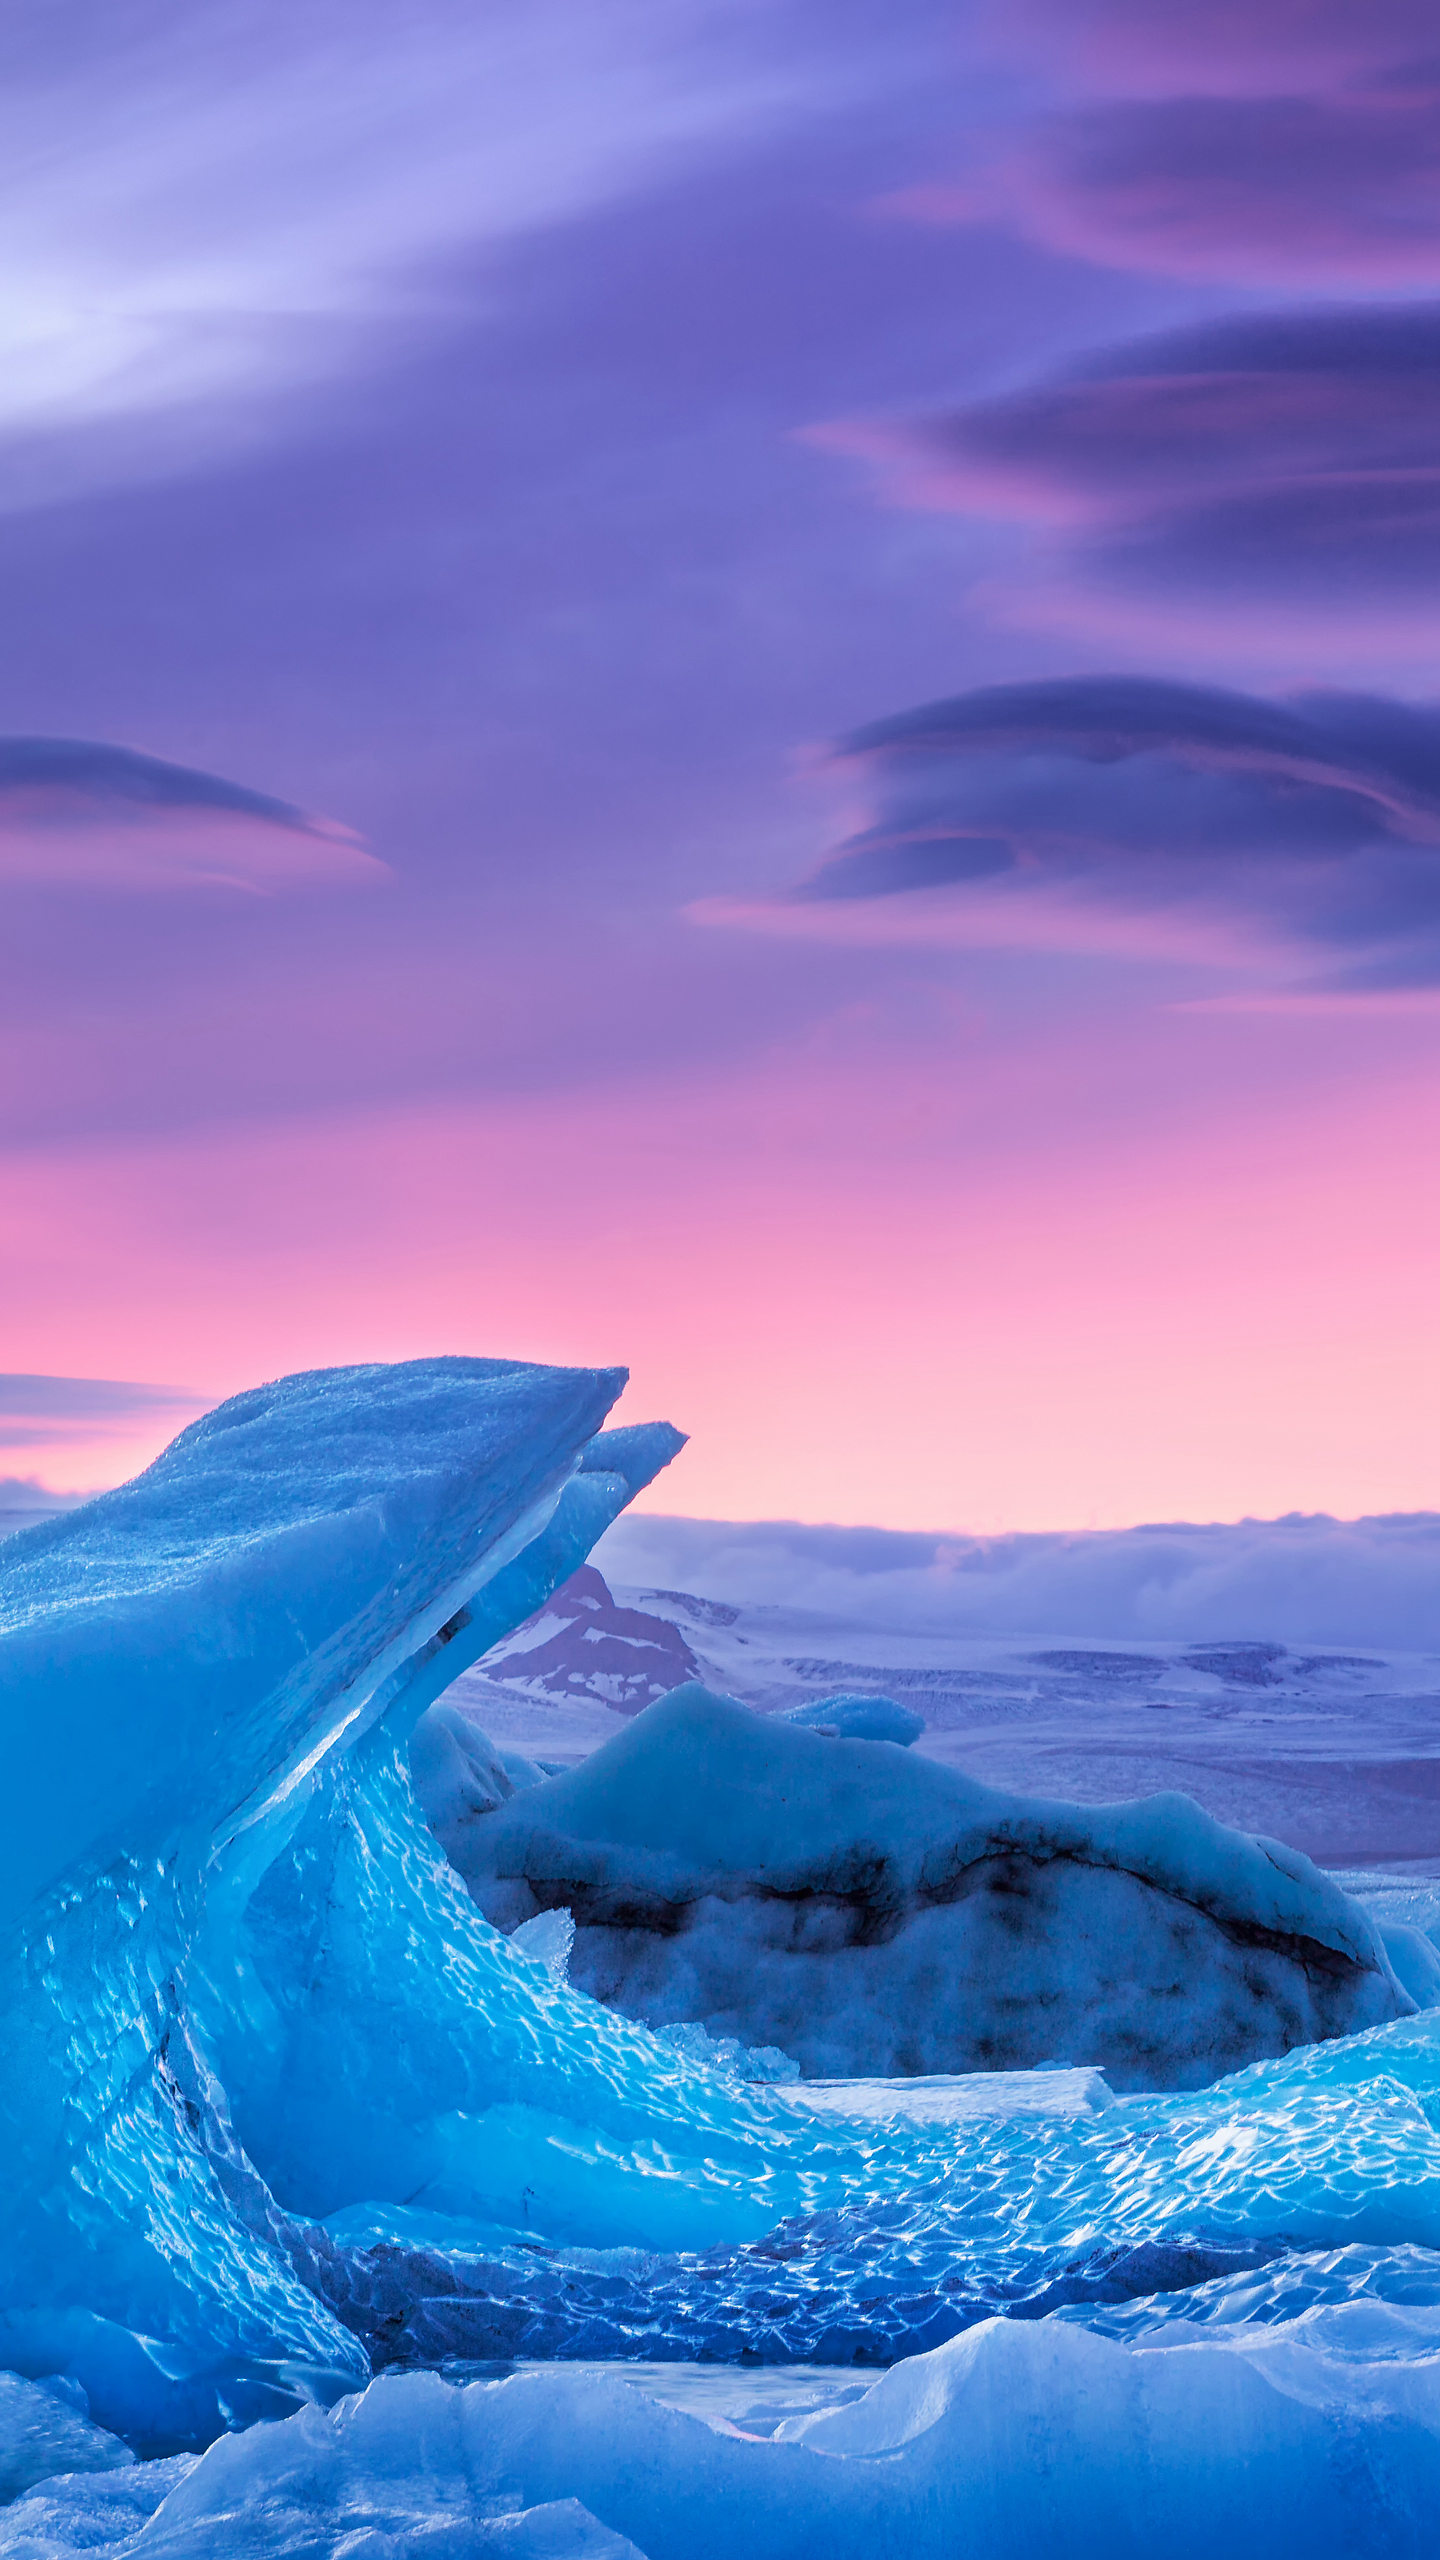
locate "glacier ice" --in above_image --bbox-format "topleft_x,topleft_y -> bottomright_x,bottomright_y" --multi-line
450,1682 -> 1413,2085
0,2377 -> 133,2506
8,2315 -> 1440,2559
2,1360 -> 826,2441
408,1695 -> 549,1874
5,1355 -> 1440,2546
779,1693 -> 924,1745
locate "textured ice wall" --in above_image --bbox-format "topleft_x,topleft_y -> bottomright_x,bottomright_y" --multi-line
0,1361 -> 831,2445
314,2004 -> 1440,2367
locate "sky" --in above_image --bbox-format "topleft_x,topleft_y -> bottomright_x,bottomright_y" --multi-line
1,0 -> 1437,1530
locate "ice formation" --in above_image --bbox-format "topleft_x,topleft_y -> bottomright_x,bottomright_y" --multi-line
780,1693 -> 924,1745
452,1684 -> 1412,2086
9,2308 -> 1440,2558
6,1356 -> 1440,2553
2,1360 -> 825,2441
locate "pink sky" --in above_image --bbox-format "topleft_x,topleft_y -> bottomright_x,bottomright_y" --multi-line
7,978 -> 1436,1527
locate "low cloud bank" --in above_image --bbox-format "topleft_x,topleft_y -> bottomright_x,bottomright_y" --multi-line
597,1510 -> 1440,1651
0,1373 -> 201,1453
0,1478 -> 85,1535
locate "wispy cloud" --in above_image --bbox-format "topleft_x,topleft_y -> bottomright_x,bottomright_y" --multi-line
0,738 -> 380,892
979,90 -> 1440,291
994,0 -> 1436,97
0,0 -> 881,507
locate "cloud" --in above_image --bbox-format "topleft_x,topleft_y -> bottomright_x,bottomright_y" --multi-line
0,1373 -> 201,1451
897,6 -> 1440,292
0,738 -> 381,892
0,1478 -> 83,1533
986,90 -> 1440,291
0,1 -> 894,508
705,675 -> 1440,991
993,0 -> 1437,98
598,1506 -> 1440,1650
822,305 -> 1440,623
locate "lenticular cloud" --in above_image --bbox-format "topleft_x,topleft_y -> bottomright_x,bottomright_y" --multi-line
759,674 -> 1440,990
962,0 -> 1440,289
823,305 -> 1440,625
0,738 -> 380,893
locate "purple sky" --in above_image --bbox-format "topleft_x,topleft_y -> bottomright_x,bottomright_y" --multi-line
3,0 -> 1438,1528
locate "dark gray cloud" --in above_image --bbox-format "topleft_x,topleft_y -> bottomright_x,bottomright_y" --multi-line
0,737 -> 377,891
844,305 -> 1440,614
0,1374 -> 200,1449
793,676 -> 1440,989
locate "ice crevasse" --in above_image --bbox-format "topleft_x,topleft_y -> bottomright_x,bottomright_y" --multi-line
3,1357 -> 1440,2555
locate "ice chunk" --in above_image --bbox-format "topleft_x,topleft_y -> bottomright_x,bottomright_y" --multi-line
408,1698 -> 547,1878
7,1353 -> 1440,2501
10,2327 -> 1440,2560
2,1363 -> 819,2452
781,1694 -> 924,1745
510,1907 -> 576,1981
0,2374 -> 133,2505
455,1684 -> 1411,2087
771,2067 -> 1114,2123
0,2455 -> 194,2555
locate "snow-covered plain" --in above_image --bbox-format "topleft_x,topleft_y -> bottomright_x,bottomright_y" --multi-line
5,1370 -> 1440,2555
461,1517 -> 1440,1867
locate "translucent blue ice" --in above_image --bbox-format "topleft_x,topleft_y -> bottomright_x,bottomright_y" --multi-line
4,1353 -> 1440,2487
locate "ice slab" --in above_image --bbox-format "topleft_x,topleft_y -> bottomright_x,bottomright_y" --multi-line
771,2067 -> 1115,2123
0,2375 -> 133,2505
441,2362 -> 875,2439
780,1693 -> 924,1745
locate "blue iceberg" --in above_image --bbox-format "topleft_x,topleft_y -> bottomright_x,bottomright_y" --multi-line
452,1682 -> 1412,2085
5,1355 -> 1440,2553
